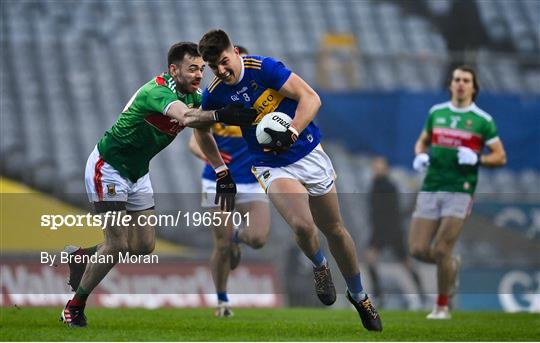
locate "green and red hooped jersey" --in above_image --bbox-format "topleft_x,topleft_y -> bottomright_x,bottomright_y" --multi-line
421,101 -> 499,194
97,73 -> 202,182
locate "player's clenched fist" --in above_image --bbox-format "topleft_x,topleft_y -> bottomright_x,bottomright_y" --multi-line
457,146 -> 479,166
213,104 -> 258,126
413,153 -> 430,172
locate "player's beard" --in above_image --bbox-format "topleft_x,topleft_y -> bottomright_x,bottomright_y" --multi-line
175,77 -> 198,94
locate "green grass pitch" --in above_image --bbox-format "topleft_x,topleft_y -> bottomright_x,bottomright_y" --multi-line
1,307 -> 539,341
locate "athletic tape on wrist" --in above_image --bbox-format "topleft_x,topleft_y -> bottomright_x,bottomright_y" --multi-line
215,165 -> 228,174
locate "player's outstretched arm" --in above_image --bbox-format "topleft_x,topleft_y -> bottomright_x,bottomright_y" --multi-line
278,73 -> 321,133
166,101 -> 216,128
480,139 -> 507,167
168,101 -> 257,127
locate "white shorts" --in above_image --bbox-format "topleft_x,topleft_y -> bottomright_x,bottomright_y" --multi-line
201,178 -> 267,208
251,144 -> 336,197
412,191 -> 473,220
84,146 -> 155,212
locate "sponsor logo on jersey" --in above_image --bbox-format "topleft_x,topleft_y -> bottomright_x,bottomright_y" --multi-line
252,89 -> 285,124
236,86 -> 248,94
250,80 -> 259,91
436,117 -> 446,124
466,119 -> 473,129
432,127 -> 483,152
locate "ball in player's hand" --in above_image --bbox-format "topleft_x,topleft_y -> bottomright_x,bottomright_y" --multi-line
256,112 -> 293,145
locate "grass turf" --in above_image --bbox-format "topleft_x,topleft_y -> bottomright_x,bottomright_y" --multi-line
1,307 -> 539,341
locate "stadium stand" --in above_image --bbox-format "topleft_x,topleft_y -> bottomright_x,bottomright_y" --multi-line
1,0 -> 538,286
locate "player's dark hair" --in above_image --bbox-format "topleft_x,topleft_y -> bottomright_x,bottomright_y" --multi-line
198,29 -> 233,63
235,45 -> 249,55
167,42 -> 200,67
448,65 -> 480,101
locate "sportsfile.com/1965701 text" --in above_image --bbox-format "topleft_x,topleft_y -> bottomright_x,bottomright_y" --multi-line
40,211 -> 249,230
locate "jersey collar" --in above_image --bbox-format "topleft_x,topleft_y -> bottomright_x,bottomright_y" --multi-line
449,101 -> 476,113
235,56 -> 245,85
163,73 -> 183,95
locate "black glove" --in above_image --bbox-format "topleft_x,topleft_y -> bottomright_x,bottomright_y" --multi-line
215,168 -> 237,211
214,104 -> 258,126
262,127 -> 298,153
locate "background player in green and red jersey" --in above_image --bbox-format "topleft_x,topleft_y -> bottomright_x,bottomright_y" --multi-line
61,42 -> 256,328
189,46 -> 271,318
409,66 -> 507,320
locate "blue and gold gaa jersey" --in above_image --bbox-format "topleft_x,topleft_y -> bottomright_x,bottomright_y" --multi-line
202,55 -> 321,168
202,123 -> 258,184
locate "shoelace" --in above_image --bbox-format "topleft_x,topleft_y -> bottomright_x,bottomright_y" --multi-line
361,299 -> 379,319
314,268 -> 331,292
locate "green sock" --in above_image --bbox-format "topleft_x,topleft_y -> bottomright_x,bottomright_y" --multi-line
72,286 -> 90,305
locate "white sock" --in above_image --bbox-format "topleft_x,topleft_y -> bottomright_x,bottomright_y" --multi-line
312,257 -> 327,268
349,289 -> 368,302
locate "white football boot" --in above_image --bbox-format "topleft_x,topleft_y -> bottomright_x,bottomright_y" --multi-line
214,301 -> 234,318
427,305 -> 451,320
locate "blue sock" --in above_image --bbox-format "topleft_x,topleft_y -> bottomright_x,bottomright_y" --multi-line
344,273 -> 367,302
232,229 -> 241,244
310,249 -> 327,268
217,292 -> 229,303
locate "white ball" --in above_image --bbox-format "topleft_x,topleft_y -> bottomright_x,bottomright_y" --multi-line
256,112 -> 293,145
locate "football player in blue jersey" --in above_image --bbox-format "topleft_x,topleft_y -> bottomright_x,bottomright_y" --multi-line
198,30 -> 382,331
189,47 -> 271,318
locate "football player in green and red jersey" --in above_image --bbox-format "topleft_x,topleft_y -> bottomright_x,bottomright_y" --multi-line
409,66 -> 507,319
60,42 -> 256,327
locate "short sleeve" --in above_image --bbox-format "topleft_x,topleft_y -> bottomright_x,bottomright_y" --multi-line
146,86 -> 178,114
260,57 -> 292,90
484,118 -> 499,145
423,111 -> 434,135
